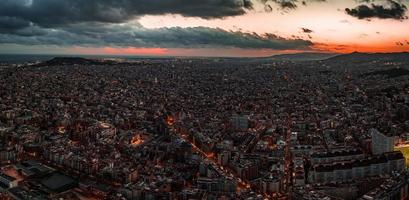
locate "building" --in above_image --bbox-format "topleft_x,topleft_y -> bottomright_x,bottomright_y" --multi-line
290,145 -> 312,157
370,128 -> 394,155
292,187 -> 343,200
197,177 -> 237,193
310,151 -> 405,183
293,157 -> 305,186
232,160 -> 259,181
0,172 -> 18,188
261,173 -> 283,194
311,148 -> 365,165
359,172 -> 409,200
231,115 -> 249,130
394,144 -> 409,167
7,187 -> 43,200
217,151 -> 231,166
40,173 -> 77,193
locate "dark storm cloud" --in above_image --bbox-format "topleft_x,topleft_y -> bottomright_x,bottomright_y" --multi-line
0,0 -> 315,50
0,16 -> 30,31
271,0 -> 298,9
0,0 -> 333,31
301,0 -> 327,6
0,0 -> 254,28
345,0 -> 408,20
0,24 -> 313,50
259,0 -> 327,10
0,16 -> 48,36
0,0 -> 330,31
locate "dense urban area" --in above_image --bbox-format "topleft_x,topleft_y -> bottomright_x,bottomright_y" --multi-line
0,53 -> 408,200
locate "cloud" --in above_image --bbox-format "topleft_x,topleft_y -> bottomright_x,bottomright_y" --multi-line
0,0 -> 318,51
301,28 -> 314,33
396,41 -> 404,46
0,16 -> 30,32
0,0 -> 255,29
272,0 -> 298,9
0,0 -> 330,32
259,0 -> 327,10
0,23 -> 313,50
345,0 -> 408,20
265,4 -> 273,12
301,0 -> 327,6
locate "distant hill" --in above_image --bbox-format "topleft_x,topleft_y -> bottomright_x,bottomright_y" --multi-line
325,52 -> 409,63
33,57 -> 117,66
268,52 -> 338,61
42,57 -> 101,65
0,54 -> 55,64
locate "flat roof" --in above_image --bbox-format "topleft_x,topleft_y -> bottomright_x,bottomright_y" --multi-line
0,172 -> 16,182
41,173 -> 76,192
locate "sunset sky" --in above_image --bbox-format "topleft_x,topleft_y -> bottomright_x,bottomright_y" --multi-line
0,0 -> 408,57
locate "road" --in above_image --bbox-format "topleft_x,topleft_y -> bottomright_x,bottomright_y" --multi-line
171,124 -> 271,198
284,114 -> 294,192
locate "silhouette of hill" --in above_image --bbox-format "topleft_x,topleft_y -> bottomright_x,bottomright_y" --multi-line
268,52 -> 338,61
32,57 -> 119,67
325,52 -> 409,63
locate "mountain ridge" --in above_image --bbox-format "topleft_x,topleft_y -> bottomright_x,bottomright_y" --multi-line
325,52 -> 409,63
268,52 -> 338,61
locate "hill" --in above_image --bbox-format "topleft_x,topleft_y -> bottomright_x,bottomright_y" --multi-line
33,57 -> 117,67
268,52 -> 338,61
325,52 -> 409,63
42,57 -> 102,65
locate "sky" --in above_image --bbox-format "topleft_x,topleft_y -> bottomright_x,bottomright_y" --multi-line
0,0 -> 408,57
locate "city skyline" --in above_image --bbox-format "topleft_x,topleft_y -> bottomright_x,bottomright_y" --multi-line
1,1 -> 409,199
0,0 -> 409,57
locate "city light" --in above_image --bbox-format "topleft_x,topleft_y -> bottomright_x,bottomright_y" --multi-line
131,134 -> 144,146
166,115 -> 175,126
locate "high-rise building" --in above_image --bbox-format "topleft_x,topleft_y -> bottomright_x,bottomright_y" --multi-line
370,128 -> 394,155
231,115 -> 249,130
217,151 -> 230,166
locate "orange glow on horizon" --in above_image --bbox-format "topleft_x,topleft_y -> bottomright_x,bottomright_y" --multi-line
71,46 -> 168,55
103,47 -> 168,55
69,47 -> 317,57
313,42 -> 409,54
69,43 -> 409,57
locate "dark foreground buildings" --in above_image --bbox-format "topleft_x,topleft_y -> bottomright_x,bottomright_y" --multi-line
0,54 -> 408,199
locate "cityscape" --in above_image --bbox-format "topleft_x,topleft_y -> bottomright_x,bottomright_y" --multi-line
0,0 -> 409,200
